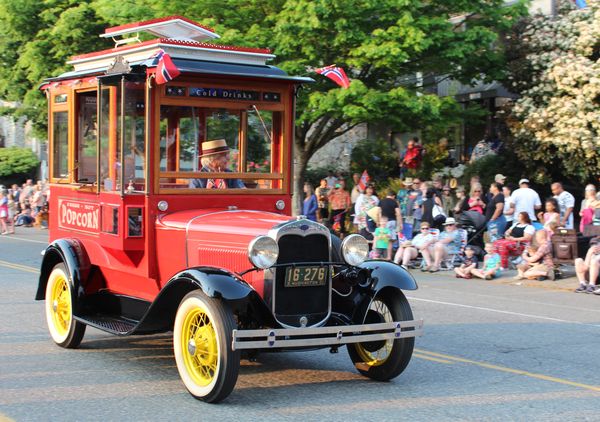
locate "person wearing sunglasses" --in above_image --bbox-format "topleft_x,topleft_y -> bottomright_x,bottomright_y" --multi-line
462,182 -> 486,214
393,222 -> 436,267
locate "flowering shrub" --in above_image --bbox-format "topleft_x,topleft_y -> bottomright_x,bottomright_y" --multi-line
505,1 -> 600,180
247,160 -> 270,173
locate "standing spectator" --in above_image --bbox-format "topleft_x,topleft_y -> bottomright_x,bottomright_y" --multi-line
354,184 -> 379,233
325,170 -> 337,189
31,185 -> 45,214
442,186 -> 455,217
422,187 -> 445,229
329,181 -> 351,237
399,137 -> 423,177
350,173 -> 363,230
494,211 -> 536,269
431,176 -> 444,199
302,183 -> 318,222
424,217 -> 462,272
396,178 -> 411,217
379,189 -> 403,259
453,186 -> 467,217
502,184 -> 515,226
463,183 -> 486,214
486,182 -> 506,241
510,179 -> 542,223
471,243 -> 502,280
373,217 -> 392,259
0,190 -> 8,235
574,240 -> 600,293
551,182 -> 575,229
494,174 -> 506,189
454,245 -> 479,279
10,184 -> 21,212
315,179 -> 330,225
514,230 -> 554,281
579,184 -> 598,231
6,192 -> 16,234
410,180 -> 425,231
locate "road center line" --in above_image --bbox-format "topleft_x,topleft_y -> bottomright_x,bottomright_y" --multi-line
407,296 -> 600,328
0,260 -> 39,274
415,348 -> 600,393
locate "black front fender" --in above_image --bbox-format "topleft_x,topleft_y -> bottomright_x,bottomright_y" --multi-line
359,260 -> 418,292
135,267 -> 277,334
35,239 -> 91,312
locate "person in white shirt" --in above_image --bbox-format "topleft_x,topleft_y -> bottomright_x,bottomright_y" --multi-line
551,182 -> 575,229
502,185 -> 515,224
325,170 -> 337,189
510,178 -> 542,222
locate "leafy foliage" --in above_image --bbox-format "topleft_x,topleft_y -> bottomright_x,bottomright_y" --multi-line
0,147 -> 39,177
350,138 -> 398,185
503,1 -> 600,182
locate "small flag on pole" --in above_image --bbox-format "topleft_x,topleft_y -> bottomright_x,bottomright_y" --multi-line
357,170 -> 370,192
574,0 -> 587,8
152,49 -> 180,85
315,65 -> 350,89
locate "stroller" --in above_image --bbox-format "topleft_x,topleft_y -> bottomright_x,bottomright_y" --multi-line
458,211 -> 486,256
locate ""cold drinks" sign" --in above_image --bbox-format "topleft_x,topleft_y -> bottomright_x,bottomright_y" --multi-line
58,199 -> 100,233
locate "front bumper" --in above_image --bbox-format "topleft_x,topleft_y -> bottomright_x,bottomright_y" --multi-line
231,319 -> 424,350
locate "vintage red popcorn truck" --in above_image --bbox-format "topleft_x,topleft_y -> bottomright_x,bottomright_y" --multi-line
36,16 -> 423,402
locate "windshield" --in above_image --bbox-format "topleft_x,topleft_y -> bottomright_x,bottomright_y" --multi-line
157,104 -> 284,192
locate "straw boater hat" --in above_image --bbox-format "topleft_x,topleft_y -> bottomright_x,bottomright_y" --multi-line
403,177 -> 414,186
200,139 -> 230,157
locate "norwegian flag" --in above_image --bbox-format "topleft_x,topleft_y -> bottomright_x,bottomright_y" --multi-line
153,49 -> 180,85
315,65 -> 350,89
357,170 -> 370,192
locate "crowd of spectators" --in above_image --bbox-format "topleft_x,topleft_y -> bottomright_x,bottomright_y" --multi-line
303,170 -> 600,294
0,179 -> 50,234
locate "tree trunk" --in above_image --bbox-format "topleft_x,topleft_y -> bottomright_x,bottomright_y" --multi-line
292,145 -> 309,216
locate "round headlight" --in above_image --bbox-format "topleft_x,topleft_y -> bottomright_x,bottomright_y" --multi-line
341,234 -> 369,266
248,236 -> 279,269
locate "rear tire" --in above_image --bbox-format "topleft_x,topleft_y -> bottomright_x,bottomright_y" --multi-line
173,290 -> 240,403
348,290 -> 414,381
44,263 -> 86,348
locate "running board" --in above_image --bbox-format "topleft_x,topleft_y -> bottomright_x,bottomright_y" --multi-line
231,319 -> 424,350
75,315 -> 138,335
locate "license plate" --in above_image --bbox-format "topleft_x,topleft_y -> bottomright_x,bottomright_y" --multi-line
284,266 -> 328,287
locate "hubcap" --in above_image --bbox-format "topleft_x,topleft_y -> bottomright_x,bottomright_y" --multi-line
188,339 -> 197,356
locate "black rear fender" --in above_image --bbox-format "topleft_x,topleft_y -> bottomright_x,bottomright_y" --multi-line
36,239 -> 91,313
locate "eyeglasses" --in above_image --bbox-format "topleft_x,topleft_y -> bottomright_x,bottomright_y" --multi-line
474,190 -> 482,192
421,227 -> 430,231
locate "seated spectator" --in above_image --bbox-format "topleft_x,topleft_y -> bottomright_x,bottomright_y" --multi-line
538,198 -> 560,238
394,221 -> 436,267
454,245 -> 479,279
15,205 -> 34,227
494,211 -> 536,269
471,243 -> 501,280
424,217 -> 461,272
574,239 -> 600,293
514,230 -> 554,280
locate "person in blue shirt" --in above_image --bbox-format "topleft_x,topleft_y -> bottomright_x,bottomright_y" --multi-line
424,217 -> 462,272
189,139 -> 245,189
302,183 -> 318,221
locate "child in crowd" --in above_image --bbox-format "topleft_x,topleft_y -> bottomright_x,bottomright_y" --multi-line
374,217 -> 391,260
471,243 -> 501,280
454,245 -> 479,279
514,230 -> 554,281
15,204 -> 34,227
538,198 -> 560,238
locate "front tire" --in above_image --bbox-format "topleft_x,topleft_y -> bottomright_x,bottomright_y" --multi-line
348,290 -> 415,381
173,291 -> 240,403
44,263 -> 86,348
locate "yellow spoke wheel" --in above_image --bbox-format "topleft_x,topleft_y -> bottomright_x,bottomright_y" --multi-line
173,291 -> 240,403
348,291 -> 415,381
44,263 -> 85,348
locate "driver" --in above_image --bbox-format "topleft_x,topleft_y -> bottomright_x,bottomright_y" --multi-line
189,139 -> 245,189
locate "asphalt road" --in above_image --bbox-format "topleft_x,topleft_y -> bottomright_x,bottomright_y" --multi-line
1,229 -> 600,421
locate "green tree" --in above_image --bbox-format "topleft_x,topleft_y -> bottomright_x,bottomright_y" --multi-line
0,0 -> 527,210
0,147 -> 39,180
